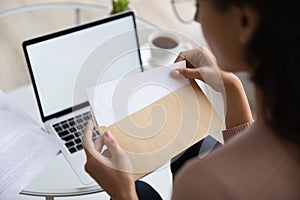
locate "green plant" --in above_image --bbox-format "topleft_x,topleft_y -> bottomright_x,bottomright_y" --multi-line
112,0 -> 130,14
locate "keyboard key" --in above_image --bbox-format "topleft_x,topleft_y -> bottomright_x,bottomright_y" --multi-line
74,138 -> 81,144
62,123 -> 69,129
53,124 -> 60,128
83,116 -> 90,121
69,121 -> 75,126
54,126 -> 62,132
66,141 -> 75,148
83,112 -> 89,116
58,130 -> 69,138
76,118 -> 83,123
92,133 -> 99,140
69,147 -> 77,154
74,132 -> 81,138
82,121 -> 88,126
61,120 -> 68,125
76,144 -> 83,151
70,127 -> 76,133
76,124 -> 84,130
62,134 -> 75,141
92,131 -> 98,137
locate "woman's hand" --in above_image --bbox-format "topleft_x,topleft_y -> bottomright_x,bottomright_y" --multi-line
83,121 -> 138,200
172,47 -> 253,129
172,47 -> 232,92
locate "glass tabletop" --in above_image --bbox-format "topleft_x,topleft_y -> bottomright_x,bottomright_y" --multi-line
1,2 -> 197,198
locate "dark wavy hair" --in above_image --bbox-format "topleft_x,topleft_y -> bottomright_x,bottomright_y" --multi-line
213,0 -> 300,147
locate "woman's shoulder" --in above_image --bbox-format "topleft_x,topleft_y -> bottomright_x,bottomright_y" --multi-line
172,123 -> 300,200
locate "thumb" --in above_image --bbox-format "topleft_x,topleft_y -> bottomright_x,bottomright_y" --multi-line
83,121 -> 96,151
172,68 -> 204,81
103,131 -> 133,172
103,131 -> 122,157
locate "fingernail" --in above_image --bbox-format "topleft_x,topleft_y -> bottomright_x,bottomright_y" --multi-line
170,69 -> 181,78
104,131 -> 111,138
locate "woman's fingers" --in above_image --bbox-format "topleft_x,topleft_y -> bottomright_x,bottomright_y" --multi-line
174,53 -> 185,63
93,136 -> 104,153
174,47 -> 217,69
103,131 -> 121,157
103,131 -> 133,172
83,121 -> 105,161
172,68 -> 204,80
174,52 -> 195,68
83,121 -> 96,151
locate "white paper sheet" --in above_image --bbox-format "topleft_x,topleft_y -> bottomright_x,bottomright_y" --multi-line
87,61 -> 189,126
0,91 -> 61,200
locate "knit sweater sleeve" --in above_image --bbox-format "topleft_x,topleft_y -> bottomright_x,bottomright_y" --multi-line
223,121 -> 254,143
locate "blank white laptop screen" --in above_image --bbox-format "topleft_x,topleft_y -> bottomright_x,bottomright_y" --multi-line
23,12 -> 142,121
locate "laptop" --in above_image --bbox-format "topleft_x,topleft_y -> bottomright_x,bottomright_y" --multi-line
22,11 -> 143,184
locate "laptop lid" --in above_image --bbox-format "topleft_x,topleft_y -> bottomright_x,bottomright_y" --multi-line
23,11 -> 143,123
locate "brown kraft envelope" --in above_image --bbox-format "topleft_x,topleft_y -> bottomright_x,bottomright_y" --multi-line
92,80 -> 223,179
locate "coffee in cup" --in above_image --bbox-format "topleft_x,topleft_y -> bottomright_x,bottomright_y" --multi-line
151,36 -> 179,49
148,30 -> 191,65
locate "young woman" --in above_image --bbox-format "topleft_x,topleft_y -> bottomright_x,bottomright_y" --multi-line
83,0 -> 300,199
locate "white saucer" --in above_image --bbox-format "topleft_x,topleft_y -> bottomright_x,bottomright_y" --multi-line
140,42 -> 193,70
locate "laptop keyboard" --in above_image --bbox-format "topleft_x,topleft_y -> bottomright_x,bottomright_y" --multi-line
52,111 -> 100,154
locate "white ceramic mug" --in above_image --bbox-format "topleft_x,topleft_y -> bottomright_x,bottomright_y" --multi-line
148,30 -> 192,65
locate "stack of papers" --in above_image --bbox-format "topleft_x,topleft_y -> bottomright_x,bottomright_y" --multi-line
0,91 -> 61,200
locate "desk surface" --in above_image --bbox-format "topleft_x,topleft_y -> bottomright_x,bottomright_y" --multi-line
6,17 -> 199,198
